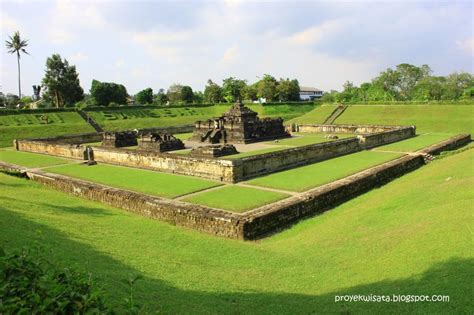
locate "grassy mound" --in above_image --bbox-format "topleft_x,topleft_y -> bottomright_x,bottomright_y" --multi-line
0,147 -> 471,313
0,112 -> 95,148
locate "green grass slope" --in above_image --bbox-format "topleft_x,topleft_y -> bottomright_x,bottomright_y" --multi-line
0,112 -> 95,148
0,149 -> 71,168
335,105 -> 474,134
86,104 -> 316,131
1,148 -> 471,313
287,104 -> 338,124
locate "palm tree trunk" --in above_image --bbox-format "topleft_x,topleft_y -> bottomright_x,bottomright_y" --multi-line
17,51 -> 21,98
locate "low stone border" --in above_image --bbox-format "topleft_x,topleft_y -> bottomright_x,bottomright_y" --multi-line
3,133 -> 469,240
14,124 -> 416,183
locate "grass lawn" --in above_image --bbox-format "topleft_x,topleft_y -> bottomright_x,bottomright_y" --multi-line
46,163 -> 221,198
334,105 -> 474,134
373,134 -> 456,152
266,133 -> 355,147
287,104 -> 338,124
246,151 -> 403,192
86,104 -> 316,131
0,149 -> 72,168
0,112 -> 95,148
182,185 -> 289,212
0,148 -> 471,313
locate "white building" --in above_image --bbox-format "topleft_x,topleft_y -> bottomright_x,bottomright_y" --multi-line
299,86 -> 323,101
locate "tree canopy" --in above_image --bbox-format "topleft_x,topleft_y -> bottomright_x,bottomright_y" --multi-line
135,88 -> 153,105
90,79 -> 128,106
41,54 -> 84,108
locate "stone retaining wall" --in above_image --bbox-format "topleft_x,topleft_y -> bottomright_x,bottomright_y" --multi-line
419,134 -> 471,155
92,147 -> 237,182
1,132 -> 469,240
292,123 -> 415,134
14,124 -> 416,183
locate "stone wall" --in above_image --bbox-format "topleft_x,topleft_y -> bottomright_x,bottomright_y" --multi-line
235,137 -> 361,180
92,147 -> 237,182
357,127 -> 416,149
292,123 -> 415,134
24,170 -> 245,239
15,140 -> 87,159
241,154 -> 425,239
419,134 -> 471,155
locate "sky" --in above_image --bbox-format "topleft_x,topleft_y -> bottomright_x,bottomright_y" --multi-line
0,0 -> 472,96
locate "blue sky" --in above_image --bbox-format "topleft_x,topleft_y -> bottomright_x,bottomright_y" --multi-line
0,0 -> 472,96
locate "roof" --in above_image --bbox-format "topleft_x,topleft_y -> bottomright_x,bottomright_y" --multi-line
299,86 -> 323,92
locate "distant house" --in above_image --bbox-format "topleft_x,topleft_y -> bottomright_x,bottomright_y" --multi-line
299,86 -> 323,101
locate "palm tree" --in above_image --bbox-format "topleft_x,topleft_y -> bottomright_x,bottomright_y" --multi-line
5,31 -> 29,98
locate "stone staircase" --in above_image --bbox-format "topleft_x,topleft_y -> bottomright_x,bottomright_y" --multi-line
323,104 -> 348,124
77,110 -> 104,132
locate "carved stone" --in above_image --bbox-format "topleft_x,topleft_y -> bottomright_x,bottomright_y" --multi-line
138,133 -> 185,152
102,131 -> 138,148
191,144 -> 239,158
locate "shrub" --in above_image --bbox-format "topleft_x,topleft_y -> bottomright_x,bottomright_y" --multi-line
0,247 -> 112,314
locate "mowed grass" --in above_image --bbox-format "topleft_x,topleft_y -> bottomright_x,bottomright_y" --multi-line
0,148 -> 471,313
46,163 -> 221,198
287,104 -> 338,124
0,112 -> 95,148
86,103 -> 316,131
223,146 -> 288,159
182,185 -> 289,212
0,149 -> 71,168
374,134 -> 456,152
246,151 -> 403,192
174,132 -> 193,141
334,105 -> 474,134
265,133 -> 355,147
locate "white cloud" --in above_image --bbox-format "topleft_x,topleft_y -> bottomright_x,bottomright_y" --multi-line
0,12 -> 22,33
221,45 -> 239,64
287,19 -> 349,46
68,52 -> 88,63
456,37 -> 474,56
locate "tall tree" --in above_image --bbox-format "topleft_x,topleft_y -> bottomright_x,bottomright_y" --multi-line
5,31 -> 29,98
90,79 -> 127,106
181,86 -> 194,103
222,77 -> 247,102
42,54 -> 84,107
135,88 -> 153,104
256,74 -> 278,101
277,78 -> 300,101
204,80 -> 223,103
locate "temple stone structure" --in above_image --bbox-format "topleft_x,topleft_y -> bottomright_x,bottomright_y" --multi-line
102,131 -> 137,148
138,133 -> 185,152
190,144 -> 239,158
191,101 -> 289,144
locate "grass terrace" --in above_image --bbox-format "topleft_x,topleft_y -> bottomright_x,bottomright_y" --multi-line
46,163 -> 221,198
85,103 -> 316,131
264,133 -> 355,147
334,105 -> 474,134
0,149 -> 72,168
373,133 -> 457,152
182,185 -> 290,212
0,112 -> 95,148
287,104 -> 338,124
246,150 -> 403,192
0,148 -> 471,313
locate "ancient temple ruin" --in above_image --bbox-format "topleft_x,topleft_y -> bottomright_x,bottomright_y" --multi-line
191,101 -> 289,144
102,131 -> 138,148
138,133 -> 185,152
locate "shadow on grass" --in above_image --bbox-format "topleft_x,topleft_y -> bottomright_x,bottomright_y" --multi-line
0,196 -> 113,217
0,207 -> 471,314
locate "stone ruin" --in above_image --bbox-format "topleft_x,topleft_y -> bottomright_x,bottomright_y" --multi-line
191,101 -> 289,144
190,144 -> 239,158
138,133 -> 185,152
101,131 -> 137,148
